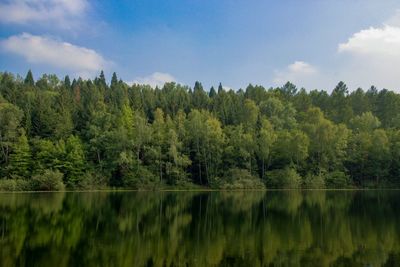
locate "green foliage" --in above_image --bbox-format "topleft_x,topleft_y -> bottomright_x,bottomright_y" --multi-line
0,179 -> 33,191
122,166 -> 159,189
186,109 -> 224,185
271,129 -> 309,168
165,128 -> 191,185
302,173 -> 326,189
257,118 -> 276,179
213,168 -> 265,189
7,131 -> 31,178
192,81 -> 209,109
2,71 -> 400,189
266,167 -> 302,189
259,97 -> 297,129
32,169 -> 65,191
325,171 -> 351,189
63,135 -> 86,187
346,129 -> 390,186
329,81 -> 353,123
302,108 -> 349,171
0,102 -> 24,170
350,112 -> 381,132
77,172 -> 108,190
64,75 -> 71,88
24,70 -> 34,86
241,99 -> 259,130
223,124 -> 254,172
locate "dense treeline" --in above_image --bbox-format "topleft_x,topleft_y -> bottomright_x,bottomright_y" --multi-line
1,70 -> 400,190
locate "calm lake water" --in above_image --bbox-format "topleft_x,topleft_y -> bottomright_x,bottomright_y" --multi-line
1,191 -> 400,267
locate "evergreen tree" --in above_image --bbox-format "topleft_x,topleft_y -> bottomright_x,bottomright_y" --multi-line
192,81 -> 209,109
209,86 -> 217,98
218,82 -> 223,94
64,75 -> 71,89
329,81 -> 353,123
24,70 -> 34,86
96,70 -> 107,88
3,70 -> 400,190
111,72 -> 118,89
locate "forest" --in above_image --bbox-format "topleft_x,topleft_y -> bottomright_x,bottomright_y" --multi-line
1,70 -> 400,190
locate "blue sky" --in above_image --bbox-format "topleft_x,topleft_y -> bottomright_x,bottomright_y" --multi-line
1,0 -> 400,91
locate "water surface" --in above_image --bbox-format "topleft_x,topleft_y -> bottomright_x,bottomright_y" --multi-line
1,191 -> 400,266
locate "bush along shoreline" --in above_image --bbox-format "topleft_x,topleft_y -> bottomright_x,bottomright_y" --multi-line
1,70 -> 400,191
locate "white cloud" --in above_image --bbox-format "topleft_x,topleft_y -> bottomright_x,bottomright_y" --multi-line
287,61 -> 317,74
0,0 -> 88,28
337,20 -> 400,90
385,9 -> 400,27
273,61 -> 320,89
271,11 -> 400,92
338,25 -> 400,57
130,72 -> 176,88
1,33 -> 109,76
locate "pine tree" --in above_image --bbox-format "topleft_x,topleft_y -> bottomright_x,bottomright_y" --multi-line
111,72 -> 118,89
97,70 -> 107,88
192,81 -> 209,109
24,70 -> 34,86
64,75 -> 71,89
218,82 -> 224,94
209,86 -> 217,98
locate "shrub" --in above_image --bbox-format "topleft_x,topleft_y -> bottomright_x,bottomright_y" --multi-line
302,173 -> 326,189
76,172 -> 108,190
123,167 -> 159,189
266,167 -> 301,189
0,179 -> 16,191
0,179 -> 33,191
32,170 -> 65,191
325,171 -> 351,189
214,168 -> 265,189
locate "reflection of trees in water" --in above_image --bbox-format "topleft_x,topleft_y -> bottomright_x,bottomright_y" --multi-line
0,192 -> 65,213
0,191 -> 400,266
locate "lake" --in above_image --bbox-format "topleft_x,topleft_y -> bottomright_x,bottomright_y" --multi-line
1,191 -> 400,266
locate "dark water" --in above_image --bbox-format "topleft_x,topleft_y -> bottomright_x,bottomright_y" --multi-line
1,191 -> 400,267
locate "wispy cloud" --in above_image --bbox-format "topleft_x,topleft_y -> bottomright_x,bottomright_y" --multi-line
1,33 -> 110,77
0,0 -> 88,28
130,72 -> 176,88
273,61 -> 319,88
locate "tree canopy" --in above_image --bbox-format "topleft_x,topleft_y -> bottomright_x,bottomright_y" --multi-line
1,70 -> 400,189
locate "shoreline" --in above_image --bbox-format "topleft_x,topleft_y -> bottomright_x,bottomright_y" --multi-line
1,188 -> 400,193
